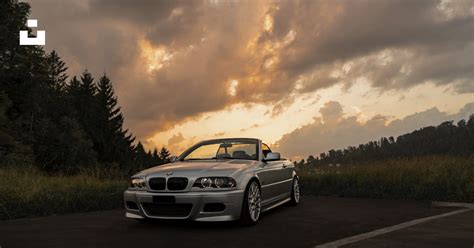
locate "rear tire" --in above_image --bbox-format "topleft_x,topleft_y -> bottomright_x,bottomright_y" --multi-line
289,177 -> 300,206
240,179 -> 261,226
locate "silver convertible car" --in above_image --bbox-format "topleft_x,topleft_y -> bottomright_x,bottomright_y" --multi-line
124,138 -> 299,225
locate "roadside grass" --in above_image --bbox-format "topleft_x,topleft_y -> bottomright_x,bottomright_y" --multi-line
1,155 -> 473,220
298,156 -> 474,202
0,166 -> 127,220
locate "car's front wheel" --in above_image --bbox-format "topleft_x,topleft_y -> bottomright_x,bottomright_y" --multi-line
240,179 -> 261,225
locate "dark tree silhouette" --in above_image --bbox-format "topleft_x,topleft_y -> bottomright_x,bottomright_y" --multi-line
159,147 -> 171,163
46,51 -> 67,92
0,0 -> 169,174
95,74 -> 135,169
303,116 -> 474,167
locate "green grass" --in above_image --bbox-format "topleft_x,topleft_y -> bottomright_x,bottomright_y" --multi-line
298,156 -> 474,202
1,156 -> 473,220
0,166 -> 128,220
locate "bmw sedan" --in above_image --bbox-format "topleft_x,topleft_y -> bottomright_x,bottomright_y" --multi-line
124,138 -> 299,225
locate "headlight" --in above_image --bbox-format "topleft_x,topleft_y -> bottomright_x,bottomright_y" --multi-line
193,177 -> 236,189
129,177 -> 146,189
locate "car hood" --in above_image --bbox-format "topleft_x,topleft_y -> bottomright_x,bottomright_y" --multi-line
134,159 -> 257,178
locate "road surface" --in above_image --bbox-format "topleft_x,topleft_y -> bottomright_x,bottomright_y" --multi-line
0,196 -> 471,248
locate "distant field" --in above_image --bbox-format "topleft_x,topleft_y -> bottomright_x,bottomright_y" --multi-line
0,166 -> 127,220
1,156 -> 473,220
298,156 -> 474,202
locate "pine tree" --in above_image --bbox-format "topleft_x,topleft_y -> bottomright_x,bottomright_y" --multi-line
159,147 -> 171,163
68,70 -> 97,133
96,74 -> 118,162
79,71 -> 96,103
66,76 -> 81,102
95,74 -> 135,169
0,1 -> 142,174
133,142 -> 148,170
34,54 -> 97,173
152,148 -> 161,164
46,50 -> 68,92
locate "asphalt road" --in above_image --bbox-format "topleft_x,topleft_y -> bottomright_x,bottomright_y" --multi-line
344,209 -> 474,248
0,196 -> 467,248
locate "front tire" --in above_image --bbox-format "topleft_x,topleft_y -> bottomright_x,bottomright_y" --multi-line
240,179 -> 261,226
289,177 -> 300,206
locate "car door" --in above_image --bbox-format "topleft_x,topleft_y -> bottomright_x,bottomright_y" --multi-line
258,160 -> 282,205
269,158 -> 293,199
258,143 -> 292,205
279,160 -> 294,197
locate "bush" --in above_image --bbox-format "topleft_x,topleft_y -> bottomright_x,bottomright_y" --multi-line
298,156 -> 474,202
0,166 -> 127,220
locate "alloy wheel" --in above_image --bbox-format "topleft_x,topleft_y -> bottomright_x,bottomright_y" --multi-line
247,182 -> 261,221
293,178 -> 300,203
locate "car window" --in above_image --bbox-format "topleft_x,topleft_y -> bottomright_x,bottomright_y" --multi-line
182,141 -> 258,160
185,143 -> 221,160
217,143 -> 257,160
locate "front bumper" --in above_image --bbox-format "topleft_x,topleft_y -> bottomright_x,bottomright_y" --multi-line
124,189 -> 245,221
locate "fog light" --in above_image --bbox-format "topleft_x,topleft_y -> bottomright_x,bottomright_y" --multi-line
126,201 -> 139,210
203,203 -> 225,212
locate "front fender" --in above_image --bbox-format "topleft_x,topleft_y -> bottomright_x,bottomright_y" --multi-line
234,168 -> 262,191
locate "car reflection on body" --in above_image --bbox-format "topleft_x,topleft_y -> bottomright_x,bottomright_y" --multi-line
124,138 -> 299,225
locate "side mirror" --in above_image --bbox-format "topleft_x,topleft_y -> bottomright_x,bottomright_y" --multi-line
265,152 -> 280,161
169,156 -> 178,163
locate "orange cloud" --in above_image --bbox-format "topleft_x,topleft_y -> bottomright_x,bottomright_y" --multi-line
30,0 -> 474,145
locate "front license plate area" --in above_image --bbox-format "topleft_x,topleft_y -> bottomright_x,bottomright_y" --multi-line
153,195 -> 175,204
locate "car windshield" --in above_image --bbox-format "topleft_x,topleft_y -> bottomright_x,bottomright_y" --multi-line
182,140 -> 258,161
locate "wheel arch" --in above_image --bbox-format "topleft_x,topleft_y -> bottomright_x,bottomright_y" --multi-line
237,170 -> 262,190
247,175 -> 261,189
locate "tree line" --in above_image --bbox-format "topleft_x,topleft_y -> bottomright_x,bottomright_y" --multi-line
0,0 -> 169,174
297,117 -> 474,167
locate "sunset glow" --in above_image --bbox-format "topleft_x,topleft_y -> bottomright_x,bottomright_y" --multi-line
139,39 -> 174,73
31,0 -> 474,159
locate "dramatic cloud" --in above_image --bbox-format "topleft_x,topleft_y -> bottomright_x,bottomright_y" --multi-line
275,101 -> 474,159
29,0 -> 474,141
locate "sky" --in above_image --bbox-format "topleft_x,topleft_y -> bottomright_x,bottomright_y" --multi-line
28,0 -> 474,159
